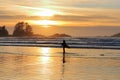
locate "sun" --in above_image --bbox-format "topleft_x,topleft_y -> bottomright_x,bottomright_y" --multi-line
26,20 -> 60,28
38,20 -> 57,25
32,20 -> 58,27
33,9 -> 57,17
27,8 -> 62,27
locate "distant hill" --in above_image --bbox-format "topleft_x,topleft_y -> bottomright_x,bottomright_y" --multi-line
112,33 -> 120,37
0,26 -> 9,37
49,33 -> 71,38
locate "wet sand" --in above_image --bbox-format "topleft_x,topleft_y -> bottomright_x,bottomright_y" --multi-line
0,46 -> 120,80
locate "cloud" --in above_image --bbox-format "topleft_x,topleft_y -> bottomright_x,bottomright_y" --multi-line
52,14 -> 117,22
0,13 -> 118,22
1,0 -> 120,10
51,0 -> 120,9
0,15 -> 43,20
0,0 -> 120,27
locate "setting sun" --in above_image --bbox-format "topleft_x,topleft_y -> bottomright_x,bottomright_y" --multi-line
28,20 -> 59,27
33,8 -> 58,17
23,7 -> 63,27
37,20 -> 58,25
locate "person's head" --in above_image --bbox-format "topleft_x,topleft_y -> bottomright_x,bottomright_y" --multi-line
63,40 -> 65,43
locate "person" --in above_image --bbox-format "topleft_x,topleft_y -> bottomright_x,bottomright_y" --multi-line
61,40 -> 69,63
61,40 -> 69,48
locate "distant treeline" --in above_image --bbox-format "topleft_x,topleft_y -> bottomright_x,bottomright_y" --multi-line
0,22 -> 33,37
0,26 -> 9,37
0,22 -> 71,37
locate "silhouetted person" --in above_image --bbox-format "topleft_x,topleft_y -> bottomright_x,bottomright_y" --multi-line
61,40 -> 69,63
62,40 -> 69,48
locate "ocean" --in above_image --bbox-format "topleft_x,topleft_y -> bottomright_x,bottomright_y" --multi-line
0,37 -> 120,80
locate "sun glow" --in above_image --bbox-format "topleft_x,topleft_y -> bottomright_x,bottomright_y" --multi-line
31,20 -> 58,27
33,9 -> 58,17
26,8 -> 63,27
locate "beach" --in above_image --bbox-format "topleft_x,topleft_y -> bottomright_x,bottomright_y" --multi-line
0,46 -> 120,80
1,0 -> 120,79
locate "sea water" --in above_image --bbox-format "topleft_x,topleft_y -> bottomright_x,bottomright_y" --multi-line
0,46 -> 120,80
0,37 -> 120,49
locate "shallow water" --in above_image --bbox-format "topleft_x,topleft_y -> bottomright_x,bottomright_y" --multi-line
0,46 -> 120,80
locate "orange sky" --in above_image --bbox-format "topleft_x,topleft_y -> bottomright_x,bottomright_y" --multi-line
0,0 -> 120,36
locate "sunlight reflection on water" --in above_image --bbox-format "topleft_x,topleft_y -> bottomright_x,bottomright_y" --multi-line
38,48 -> 51,64
0,46 -> 120,80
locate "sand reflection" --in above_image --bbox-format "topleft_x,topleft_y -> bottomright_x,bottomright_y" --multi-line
0,47 -> 120,80
38,47 -> 51,64
41,48 -> 51,54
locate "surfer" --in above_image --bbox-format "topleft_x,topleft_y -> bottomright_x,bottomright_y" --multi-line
61,40 -> 69,63
61,40 -> 69,48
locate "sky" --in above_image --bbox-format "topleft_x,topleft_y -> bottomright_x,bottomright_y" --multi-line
0,0 -> 120,37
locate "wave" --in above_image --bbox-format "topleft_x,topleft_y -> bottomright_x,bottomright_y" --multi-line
0,37 -> 120,49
